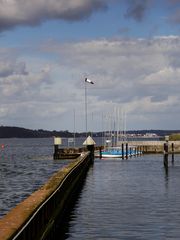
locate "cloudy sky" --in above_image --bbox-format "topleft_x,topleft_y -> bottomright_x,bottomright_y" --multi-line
0,0 -> 179,132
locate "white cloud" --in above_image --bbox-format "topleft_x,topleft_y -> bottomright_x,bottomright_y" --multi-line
142,67 -> 180,85
41,36 -> 180,130
0,55 -> 52,101
0,36 -> 180,130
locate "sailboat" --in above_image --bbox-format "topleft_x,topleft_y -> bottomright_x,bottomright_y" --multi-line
100,147 -> 123,158
96,108 -> 127,158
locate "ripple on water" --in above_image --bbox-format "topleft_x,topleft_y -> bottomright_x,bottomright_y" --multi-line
0,138 -> 71,218
56,155 -> 180,240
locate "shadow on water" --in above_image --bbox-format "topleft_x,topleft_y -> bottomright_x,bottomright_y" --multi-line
164,154 -> 169,181
44,154 -> 180,239
48,166 -> 93,240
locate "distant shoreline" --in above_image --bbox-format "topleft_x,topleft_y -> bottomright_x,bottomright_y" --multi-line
0,126 -> 180,138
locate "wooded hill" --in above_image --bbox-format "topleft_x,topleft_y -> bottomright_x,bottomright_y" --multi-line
0,126 -> 180,138
0,126 -> 75,138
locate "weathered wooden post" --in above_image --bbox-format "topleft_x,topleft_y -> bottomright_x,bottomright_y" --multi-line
99,146 -> 102,159
172,142 -> 174,164
83,136 -> 96,163
122,143 -> 124,159
164,136 -> 169,154
164,153 -> 168,177
164,141 -> 168,155
126,143 -> 128,159
163,136 -> 169,173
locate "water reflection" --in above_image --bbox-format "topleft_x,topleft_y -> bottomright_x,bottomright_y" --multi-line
53,170 -> 89,240
164,154 -> 176,181
172,153 -> 174,165
55,154 -> 180,240
164,154 -> 169,180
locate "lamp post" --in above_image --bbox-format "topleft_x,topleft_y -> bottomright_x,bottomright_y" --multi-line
84,78 -> 94,140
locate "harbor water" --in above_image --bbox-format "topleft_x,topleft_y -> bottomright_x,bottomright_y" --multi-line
55,154 -> 180,240
0,138 -> 70,218
0,137 -> 95,218
1,138 -> 180,239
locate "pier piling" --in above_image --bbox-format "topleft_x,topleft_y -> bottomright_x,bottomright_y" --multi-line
99,147 -> 102,159
164,141 -> 168,155
125,143 -> 128,159
122,143 -> 124,159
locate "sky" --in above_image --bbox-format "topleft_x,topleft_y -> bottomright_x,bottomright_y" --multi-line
0,0 -> 180,132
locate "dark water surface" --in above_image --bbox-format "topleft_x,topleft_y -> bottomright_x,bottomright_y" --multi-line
0,138 -> 72,218
57,154 -> 180,240
1,138 -> 180,239
0,136 -> 97,218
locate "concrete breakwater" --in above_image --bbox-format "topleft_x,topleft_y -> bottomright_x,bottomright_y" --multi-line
0,152 -> 92,240
125,140 -> 180,153
54,141 -> 180,160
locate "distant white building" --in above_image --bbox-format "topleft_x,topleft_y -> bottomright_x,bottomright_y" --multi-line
144,133 -> 158,137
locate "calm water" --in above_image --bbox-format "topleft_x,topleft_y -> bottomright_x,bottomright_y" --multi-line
56,154 -> 180,240
1,138 -> 180,239
0,138 -> 73,218
0,137 -> 100,218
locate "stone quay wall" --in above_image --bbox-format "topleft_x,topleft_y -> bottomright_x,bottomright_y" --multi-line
0,152 -> 92,240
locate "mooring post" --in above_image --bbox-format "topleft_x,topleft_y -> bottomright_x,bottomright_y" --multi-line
163,137 -> 169,173
164,153 -> 168,176
99,146 -> 102,159
164,141 -> 168,155
172,142 -> 174,164
164,136 -> 169,154
122,143 -> 124,159
126,143 -> 128,159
